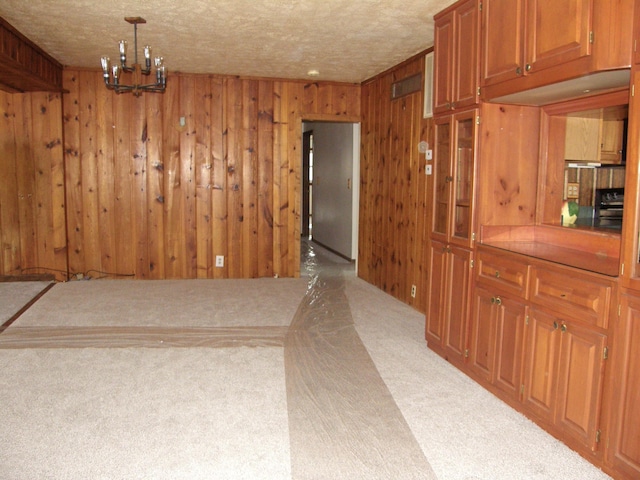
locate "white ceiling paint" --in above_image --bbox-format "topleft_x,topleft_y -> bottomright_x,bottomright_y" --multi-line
0,0 -> 455,83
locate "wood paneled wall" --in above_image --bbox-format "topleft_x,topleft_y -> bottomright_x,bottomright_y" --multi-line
359,53 -> 433,312
0,90 -> 67,279
63,69 -> 359,279
0,70 -> 359,281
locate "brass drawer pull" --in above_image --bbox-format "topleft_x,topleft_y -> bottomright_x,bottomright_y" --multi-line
495,271 -> 500,278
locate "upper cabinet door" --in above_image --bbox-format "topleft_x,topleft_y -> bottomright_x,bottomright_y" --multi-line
433,10 -> 455,113
453,0 -> 481,109
481,0 -> 593,89
481,0 -> 526,87
434,0 -> 480,114
526,0 -> 593,74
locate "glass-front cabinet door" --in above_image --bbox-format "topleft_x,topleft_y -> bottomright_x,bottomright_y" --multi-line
452,111 -> 476,243
433,116 -> 452,239
432,109 -> 478,247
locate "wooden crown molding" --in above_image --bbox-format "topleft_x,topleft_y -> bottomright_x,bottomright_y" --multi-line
0,16 -> 64,93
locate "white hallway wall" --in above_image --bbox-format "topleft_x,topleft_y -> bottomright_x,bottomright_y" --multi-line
304,121 -> 360,260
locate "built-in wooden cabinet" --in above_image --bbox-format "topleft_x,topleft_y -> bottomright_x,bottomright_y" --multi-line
433,0 -> 480,114
564,106 -> 627,164
523,263 -> 616,453
430,0 -> 638,476
469,249 -> 530,403
606,291 -> 640,479
621,72 -> 640,290
523,306 -> 607,452
427,108 -> 478,364
469,247 -> 611,457
425,239 -> 472,366
482,0 -> 592,88
481,0 -> 633,101
469,286 -> 527,403
431,110 -> 478,247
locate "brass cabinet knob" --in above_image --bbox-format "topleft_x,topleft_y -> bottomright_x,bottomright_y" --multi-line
525,63 -> 532,72
553,321 -> 559,330
495,270 -> 500,278
561,323 -> 568,333
495,296 -> 502,306
516,66 -> 522,75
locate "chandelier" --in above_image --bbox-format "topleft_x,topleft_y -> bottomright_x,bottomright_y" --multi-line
100,17 -> 166,96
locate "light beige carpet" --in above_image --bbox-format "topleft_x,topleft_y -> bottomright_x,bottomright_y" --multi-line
0,242 -> 613,479
0,347 -> 290,479
0,281 -> 52,324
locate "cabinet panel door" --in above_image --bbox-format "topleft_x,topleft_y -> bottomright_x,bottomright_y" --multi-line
453,0 -> 480,109
607,293 -> 640,478
523,308 -> 559,422
493,297 -> 526,401
426,240 -> 448,346
526,0 -> 592,73
481,0 -> 526,86
433,10 -> 454,114
469,286 -> 496,381
444,246 -> 472,361
555,321 -> 606,451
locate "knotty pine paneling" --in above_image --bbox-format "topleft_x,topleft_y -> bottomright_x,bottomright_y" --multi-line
359,53 -> 433,312
0,90 -> 67,279
62,69 -> 359,280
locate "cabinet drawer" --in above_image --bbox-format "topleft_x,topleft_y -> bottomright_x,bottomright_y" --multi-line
476,250 -> 530,298
529,266 -> 613,328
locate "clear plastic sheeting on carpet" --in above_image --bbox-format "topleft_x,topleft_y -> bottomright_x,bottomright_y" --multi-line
286,241 -> 437,479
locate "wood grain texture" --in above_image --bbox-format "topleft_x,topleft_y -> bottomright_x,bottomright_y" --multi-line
359,53 -> 432,312
0,90 -> 66,280
1,71 -> 359,281
58,70 -> 359,280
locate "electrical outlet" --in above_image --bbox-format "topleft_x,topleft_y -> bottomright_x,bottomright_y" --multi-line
426,149 -> 433,160
215,255 -> 224,267
567,182 -> 580,199
411,284 -> 417,298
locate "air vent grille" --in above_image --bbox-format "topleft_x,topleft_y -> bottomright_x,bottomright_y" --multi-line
391,73 -> 422,100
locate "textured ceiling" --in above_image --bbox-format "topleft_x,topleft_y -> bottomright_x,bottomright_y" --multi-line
0,0 -> 454,83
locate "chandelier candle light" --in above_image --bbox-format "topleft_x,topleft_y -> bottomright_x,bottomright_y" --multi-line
100,17 -> 166,96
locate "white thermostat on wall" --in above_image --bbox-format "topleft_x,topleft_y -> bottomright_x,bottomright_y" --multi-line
418,141 -> 429,153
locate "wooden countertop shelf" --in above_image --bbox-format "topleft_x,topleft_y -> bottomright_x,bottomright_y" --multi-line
480,224 -> 620,277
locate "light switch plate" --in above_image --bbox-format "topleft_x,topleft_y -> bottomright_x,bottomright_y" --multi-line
567,182 -> 579,199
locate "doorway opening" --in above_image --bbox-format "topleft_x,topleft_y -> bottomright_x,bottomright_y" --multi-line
301,121 -> 360,264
